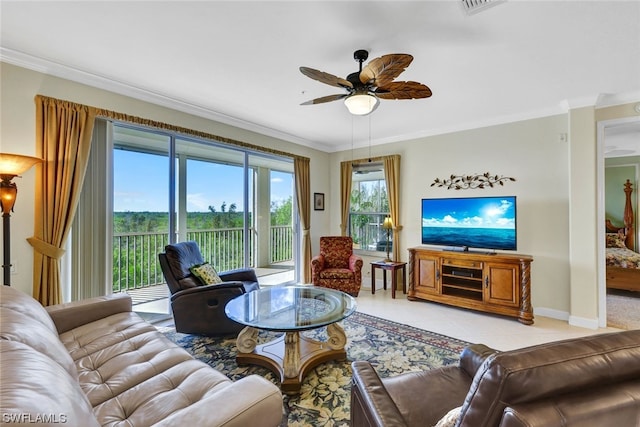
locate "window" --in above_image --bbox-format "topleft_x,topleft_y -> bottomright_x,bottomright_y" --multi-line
72,121 -> 297,303
349,164 -> 390,253
111,126 -> 296,285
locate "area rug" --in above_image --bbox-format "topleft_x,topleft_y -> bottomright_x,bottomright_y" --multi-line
607,290 -> 640,330
161,312 -> 471,427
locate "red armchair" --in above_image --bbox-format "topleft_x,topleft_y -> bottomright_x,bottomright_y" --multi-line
311,236 -> 363,296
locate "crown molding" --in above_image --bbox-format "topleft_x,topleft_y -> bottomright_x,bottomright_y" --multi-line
0,48 -> 333,152
369,104 -> 567,148
596,91 -> 640,109
558,95 -> 600,111
3,47 -> 638,154
558,92 -> 640,112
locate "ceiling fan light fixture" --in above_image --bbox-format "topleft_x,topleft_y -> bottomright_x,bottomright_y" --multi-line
344,94 -> 378,116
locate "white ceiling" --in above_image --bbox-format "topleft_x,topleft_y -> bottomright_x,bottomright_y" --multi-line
1,1 -> 639,153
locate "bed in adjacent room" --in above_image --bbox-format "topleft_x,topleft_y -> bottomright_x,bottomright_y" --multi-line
605,179 -> 640,292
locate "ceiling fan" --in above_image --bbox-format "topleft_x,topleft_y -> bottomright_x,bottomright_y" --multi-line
300,49 -> 432,116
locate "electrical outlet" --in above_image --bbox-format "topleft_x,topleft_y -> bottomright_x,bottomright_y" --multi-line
10,260 -> 17,274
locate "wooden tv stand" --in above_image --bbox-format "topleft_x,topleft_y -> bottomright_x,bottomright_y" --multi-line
408,248 -> 534,324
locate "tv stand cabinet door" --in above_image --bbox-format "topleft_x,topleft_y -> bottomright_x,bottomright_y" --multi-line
484,262 -> 520,308
411,252 -> 440,298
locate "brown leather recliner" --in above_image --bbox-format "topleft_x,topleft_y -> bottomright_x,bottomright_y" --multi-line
351,330 -> 640,427
158,241 -> 260,336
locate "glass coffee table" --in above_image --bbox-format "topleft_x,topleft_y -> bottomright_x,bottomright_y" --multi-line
225,285 -> 357,394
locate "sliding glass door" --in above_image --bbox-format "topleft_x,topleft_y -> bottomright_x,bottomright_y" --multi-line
180,139 -> 250,271
110,124 -> 296,307
112,131 -> 171,298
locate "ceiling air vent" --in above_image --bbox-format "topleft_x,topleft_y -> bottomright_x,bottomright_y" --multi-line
461,0 -> 505,15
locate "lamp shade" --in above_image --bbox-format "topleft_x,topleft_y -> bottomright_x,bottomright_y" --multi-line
0,153 -> 42,178
344,94 -> 379,116
382,217 -> 393,229
0,183 -> 17,214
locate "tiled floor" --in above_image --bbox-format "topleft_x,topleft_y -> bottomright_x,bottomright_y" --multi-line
357,285 -> 622,351
132,269 -> 295,315
139,279 -> 623,352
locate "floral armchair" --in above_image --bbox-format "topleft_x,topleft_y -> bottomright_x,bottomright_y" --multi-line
311,236 -> 363,296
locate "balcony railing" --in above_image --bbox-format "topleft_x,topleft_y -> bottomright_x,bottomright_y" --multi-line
113,226 -> 293,293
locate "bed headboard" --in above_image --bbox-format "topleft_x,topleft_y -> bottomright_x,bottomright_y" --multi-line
605,179 -> 635,250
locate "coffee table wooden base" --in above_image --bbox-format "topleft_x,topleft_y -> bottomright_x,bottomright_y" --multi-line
236,323 -> 347,395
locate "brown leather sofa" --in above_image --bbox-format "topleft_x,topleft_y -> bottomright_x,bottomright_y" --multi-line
0,285 -> 283,427
159,241 -> 260,336
351,330 -> 640,427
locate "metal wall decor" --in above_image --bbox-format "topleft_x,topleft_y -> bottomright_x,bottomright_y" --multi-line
431,172 -> 516,190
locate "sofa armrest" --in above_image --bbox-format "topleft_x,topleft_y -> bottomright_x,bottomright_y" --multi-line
349,254 -> 364,271
170,281 -> 246,299
459,343 -> 498,377
311,255 -> 325,270
350,361 -> 408,427
218,268 -> 258,283
45,293 -> 132,334
154,375 -> 283,427
499,381 -> 640,427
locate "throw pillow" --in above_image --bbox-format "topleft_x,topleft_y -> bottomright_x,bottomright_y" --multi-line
190,262 -> 223,285
606,232 -> 627,248
433,406 -> 462,427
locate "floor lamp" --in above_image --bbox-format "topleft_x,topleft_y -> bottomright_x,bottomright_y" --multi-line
382,216 -> 393,262
0,153 -> 42,286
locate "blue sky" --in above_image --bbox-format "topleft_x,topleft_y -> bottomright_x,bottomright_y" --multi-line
422,197 -> 516,229
113,150 -> 292,212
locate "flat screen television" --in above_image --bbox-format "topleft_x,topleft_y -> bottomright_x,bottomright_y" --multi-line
421,196 -> 517,251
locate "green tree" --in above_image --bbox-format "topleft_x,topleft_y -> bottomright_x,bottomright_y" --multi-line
350,179 -> 389,246
208,202 -> 243,229
351,187 -> 373,244
271,196 -> 292,226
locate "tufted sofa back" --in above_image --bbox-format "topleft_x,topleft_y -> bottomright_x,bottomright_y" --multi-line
458,329 -> 640,427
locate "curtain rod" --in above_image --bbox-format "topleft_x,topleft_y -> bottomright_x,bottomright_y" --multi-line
35,95 -> 310,162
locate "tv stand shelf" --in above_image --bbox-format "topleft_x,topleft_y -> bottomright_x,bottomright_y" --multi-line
408,248 -> 534,324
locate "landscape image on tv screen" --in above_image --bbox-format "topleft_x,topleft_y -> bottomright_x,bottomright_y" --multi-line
421,196 -> 517,251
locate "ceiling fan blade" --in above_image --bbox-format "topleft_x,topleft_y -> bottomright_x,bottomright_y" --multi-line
374,81 -> 432,100
360,54 -> 414,88
300,67 -> 353,89
301,93 -> 348,105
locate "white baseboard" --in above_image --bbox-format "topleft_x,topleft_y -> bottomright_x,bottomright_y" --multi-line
533,307 -> 599,330
534,307 -> 569,321
568,315 -> 599,330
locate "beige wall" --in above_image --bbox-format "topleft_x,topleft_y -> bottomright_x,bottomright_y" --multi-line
2,61 -> 639,327
332,115 -> 573,318
330,103 -> 639,327
568,106 -> 599,325
0,62 -> 331,294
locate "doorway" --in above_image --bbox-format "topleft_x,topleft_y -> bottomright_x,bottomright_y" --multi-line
597,116 -> 640,328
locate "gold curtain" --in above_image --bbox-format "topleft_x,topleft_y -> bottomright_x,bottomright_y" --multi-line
339,161 -> 353,236
383,155 -> 401,262
28,96 -> 97,305
36,95 -> 309,162
345,155 -> 401,260
294,157 -> 312,283
29,94 -> 311,297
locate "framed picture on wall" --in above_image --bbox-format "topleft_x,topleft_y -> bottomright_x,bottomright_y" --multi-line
314,193 -> 325,211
